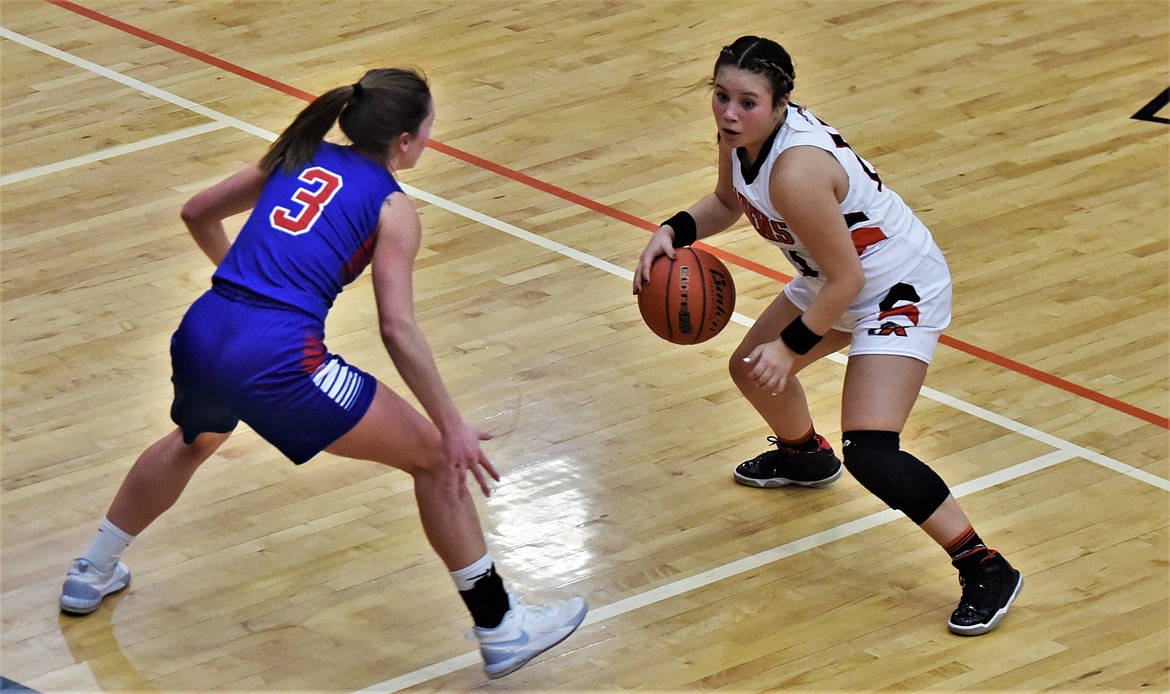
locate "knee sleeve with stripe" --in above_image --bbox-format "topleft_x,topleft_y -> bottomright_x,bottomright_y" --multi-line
841,430 -> 951,525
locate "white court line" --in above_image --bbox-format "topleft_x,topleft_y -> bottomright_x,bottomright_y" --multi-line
0,122 -> 230,186
7,24 -> 1166,692
0,27 -> 274,141
5,24 -> 1158,489
921,384 -> 1170,492
358,450 -> 1079,692
405,184 -> 1170,494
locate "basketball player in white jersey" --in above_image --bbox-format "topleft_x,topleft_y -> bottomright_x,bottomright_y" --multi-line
633,36 -> 1022,636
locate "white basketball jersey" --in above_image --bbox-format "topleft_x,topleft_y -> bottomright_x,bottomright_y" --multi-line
730,105 -> 937,302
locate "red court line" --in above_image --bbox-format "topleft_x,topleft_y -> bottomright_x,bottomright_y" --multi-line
43,0 -> 1170,430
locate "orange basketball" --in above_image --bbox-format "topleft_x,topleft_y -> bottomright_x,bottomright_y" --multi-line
638,247 -> 736,345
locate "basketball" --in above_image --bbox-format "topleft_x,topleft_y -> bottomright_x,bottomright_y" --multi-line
638,247 -> 736,345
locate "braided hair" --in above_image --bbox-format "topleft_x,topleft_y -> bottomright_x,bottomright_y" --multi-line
713,36 -> 795,108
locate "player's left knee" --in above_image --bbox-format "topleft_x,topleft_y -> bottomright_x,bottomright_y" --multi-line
842,430 -> 950,524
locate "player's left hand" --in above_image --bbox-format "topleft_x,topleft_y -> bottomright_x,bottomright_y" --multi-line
743,340 -> 796,395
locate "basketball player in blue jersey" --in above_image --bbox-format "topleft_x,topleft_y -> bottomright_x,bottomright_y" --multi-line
59,68 -> 586,679
634,37 -> 1022,636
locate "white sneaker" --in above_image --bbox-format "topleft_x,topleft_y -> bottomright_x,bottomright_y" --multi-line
59,558 -> 131,615
475,596 -> 588,679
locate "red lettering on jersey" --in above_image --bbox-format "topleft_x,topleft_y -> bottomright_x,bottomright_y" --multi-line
851,226 -> 888,255
735,191 -> 794,244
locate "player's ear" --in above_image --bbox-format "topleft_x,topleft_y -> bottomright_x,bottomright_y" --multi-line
386,132 -> 410,168
392,131 -> 411,156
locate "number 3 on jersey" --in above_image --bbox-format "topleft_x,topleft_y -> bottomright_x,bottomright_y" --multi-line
269,167 -> 344,235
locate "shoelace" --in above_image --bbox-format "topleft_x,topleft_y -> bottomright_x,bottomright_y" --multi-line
743,437 -> 787,464
956,566 -> 1002,612
765,435 -> 827,455
513,599 -> 557,624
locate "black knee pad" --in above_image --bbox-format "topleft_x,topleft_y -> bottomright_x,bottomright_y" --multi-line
842,430 -> 951,525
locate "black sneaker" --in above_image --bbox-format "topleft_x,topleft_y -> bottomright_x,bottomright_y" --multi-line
733,435 -> 843,488
948,549 -> 1023,636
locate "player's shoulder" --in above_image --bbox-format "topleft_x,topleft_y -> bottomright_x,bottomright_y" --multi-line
784,104 -> 822,132
775,107 -> 829,153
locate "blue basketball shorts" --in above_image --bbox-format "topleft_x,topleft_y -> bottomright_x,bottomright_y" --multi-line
169,286 -> 376,464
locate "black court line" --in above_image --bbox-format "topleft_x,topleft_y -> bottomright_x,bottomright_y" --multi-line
1132,87 -> 1170,123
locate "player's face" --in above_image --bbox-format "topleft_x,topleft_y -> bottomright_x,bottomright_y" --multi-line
711,67 -> 785,155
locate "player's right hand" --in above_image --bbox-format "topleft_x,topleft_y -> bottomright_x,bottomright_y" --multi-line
633,226 -> 677,294
442,423 -> 499,500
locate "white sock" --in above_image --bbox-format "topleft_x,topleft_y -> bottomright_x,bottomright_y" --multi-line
449,553 -> 494,591
81,518 -> 135,571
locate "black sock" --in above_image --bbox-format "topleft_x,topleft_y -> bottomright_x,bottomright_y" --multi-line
779,427 -> 820,453
458,564 -> 510,628
945,526 -> 987,565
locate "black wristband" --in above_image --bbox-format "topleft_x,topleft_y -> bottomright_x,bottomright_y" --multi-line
780,316 -> 822,355
662,211 -> 697,248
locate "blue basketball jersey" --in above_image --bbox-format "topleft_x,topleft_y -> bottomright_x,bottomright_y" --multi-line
213,142 -> 402,320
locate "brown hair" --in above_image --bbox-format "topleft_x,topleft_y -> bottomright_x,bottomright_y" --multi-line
713,36 -> 795,108
260,67 -> 431,174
